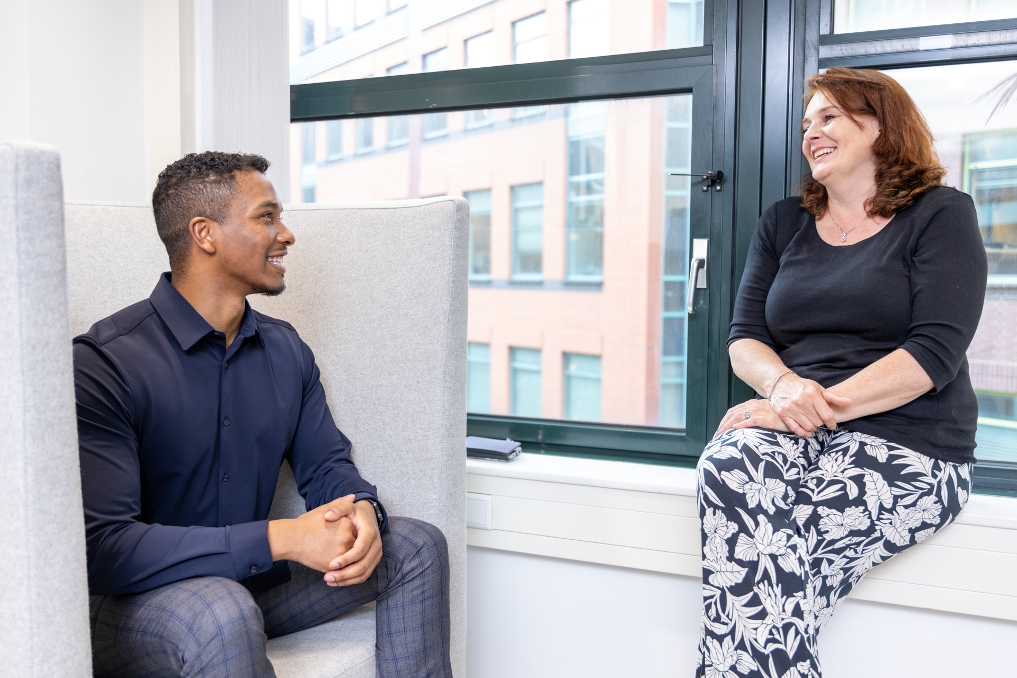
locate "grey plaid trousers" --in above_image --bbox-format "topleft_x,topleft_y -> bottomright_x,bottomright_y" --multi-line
89,517 -> 452,678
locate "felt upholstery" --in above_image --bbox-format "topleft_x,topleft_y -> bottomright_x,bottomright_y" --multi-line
62,198 -> 469,677
0,143 -> 93,676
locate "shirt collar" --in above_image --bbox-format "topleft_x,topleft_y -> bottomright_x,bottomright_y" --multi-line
150,273 -> 262,351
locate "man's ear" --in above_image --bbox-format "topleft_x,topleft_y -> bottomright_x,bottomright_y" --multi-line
188,217 -> 217,255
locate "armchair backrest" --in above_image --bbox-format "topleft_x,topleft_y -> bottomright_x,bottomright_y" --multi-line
0,143 -> 92,677
63,198 -> 469,676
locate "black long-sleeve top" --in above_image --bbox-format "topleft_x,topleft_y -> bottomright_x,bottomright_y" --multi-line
729,186 -> 987,464
74,274 -> 387,595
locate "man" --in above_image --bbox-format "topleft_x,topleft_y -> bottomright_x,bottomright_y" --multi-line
75,152 -> 452,677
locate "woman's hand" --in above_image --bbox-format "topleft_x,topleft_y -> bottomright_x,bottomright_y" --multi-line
715,399 -> 791,438
767,374 -> 851,436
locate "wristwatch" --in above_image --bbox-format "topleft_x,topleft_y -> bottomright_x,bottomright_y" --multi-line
363,498 -> 384,527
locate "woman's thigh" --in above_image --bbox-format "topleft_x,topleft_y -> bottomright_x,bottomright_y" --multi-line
796,429 -> 972,626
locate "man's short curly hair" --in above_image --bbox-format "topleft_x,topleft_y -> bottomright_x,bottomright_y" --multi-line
152,151 -> 271,270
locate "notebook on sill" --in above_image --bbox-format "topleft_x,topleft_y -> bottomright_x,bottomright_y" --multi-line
466,436 -> 522,462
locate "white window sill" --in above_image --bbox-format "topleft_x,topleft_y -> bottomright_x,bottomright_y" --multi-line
466,453 -> 1017,622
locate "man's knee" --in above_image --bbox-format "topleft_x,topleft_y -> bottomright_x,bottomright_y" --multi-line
91,577 -> 269,677
382,517 -> 450,574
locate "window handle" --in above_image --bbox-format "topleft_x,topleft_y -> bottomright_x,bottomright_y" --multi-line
686,238 -> 709,315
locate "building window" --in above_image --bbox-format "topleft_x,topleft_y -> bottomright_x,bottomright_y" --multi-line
568,0 -> 609,59
566,101 -> 607,280
423,48 -> 449,138
513,12 -> 548,64
511,183 -> 544,279
354,0 -> 383,28
326,119 -> 343,160
356,118 -> 374,153
325,0 -> 344,41
386,62 -> 410,146
388,0 -> 407,11
666,0 -> 705,49
963,129 -> 1017,279
467,342 -> 491,413
510,347 -> 542,417
300,0 -> 316,53
465,32 -> 495,127
465,189 -> 492,279
564,353 -> 602,422
833,0 -> 1013,34
301,121 -> 316,166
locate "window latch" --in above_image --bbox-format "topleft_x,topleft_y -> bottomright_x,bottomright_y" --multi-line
670,170 -> 724,192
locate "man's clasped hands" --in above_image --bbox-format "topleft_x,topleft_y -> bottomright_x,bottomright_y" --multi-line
267,495 -> 383,587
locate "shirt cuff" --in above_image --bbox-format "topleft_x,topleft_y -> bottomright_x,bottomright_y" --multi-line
227,520 -> 275,581
353,492 -> 389,533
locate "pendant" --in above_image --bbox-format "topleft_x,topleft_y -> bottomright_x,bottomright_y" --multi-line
841,233 -> 847,242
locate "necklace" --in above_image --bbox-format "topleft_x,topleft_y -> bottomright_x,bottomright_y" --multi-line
828,211 -> 869,243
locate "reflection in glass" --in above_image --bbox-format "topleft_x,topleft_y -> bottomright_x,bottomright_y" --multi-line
564,353 -> 603,421
888,61 -> 1017,464
833,0 -> 1015,33
291,95 -> 694,429
326,119 -> 343,160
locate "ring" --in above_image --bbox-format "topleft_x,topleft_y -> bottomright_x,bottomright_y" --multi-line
743,410 -> 751,420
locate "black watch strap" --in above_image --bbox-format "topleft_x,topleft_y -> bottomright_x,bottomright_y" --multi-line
365,498 -> 384,527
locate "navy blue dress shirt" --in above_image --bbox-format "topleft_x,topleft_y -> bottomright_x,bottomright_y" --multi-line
74,273 -> 387,595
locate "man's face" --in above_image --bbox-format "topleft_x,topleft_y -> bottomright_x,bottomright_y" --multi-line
214,170 -> 294,297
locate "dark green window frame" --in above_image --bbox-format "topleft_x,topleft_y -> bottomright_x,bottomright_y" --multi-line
290,0 -> 1017,495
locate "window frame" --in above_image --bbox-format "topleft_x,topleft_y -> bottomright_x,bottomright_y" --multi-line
289,0 -> 1016,493
290,0 -> 734,467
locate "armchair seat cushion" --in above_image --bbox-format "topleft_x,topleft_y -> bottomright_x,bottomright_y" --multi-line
266,604 -> 376,678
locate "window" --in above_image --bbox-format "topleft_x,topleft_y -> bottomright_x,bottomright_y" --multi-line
511,183 -> 544,280
511,347 -> 542,417
566,101 -> 607,281
465,32 -> 496,127
832,0 -> 1015,33
468,343 -> 492,413
356,118 -> 373,153
569,0 -> 610,59
326,119 -> 343,160
423,49 -> 449,138
965,130 -> 1017,278
388,0 -> 407,11
666,0 -> 705,49
300,0 -> 316,53
354,0 -> 383,28
301,122 -> 316,166
564,353 -> 602,422
465,189 -> 492,279
326,0 -> 343,41
513,12 -> 548,64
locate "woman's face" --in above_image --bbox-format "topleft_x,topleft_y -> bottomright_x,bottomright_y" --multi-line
802,91 -> 881,189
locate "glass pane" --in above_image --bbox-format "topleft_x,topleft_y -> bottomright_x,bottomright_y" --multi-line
833,0 -> 1016,33
564,352 -> 602,421
289,0 -> 706,84
511,347 -> 542,417
468,342 -> 492,413
885,61 -> 1017,464
290,94 -> 695,430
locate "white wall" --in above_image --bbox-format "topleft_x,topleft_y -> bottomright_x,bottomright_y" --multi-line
0,0 -> 289,204
467,547 -> 1017,678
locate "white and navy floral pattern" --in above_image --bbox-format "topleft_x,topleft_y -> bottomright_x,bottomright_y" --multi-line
696,427 -> 971,678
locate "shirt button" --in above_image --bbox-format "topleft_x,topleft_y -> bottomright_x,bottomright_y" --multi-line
223,418 -> 230,426
222,474 -> 229,482
250,565 -> 259,574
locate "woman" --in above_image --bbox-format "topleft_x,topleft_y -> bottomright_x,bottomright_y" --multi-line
696,68 -> 986,678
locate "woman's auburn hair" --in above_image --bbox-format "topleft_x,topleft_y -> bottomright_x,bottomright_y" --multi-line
800,67 -> 946,218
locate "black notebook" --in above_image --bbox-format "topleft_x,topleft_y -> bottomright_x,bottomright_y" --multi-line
466,436 -> 522,462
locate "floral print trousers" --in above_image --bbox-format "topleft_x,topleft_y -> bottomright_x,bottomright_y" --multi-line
695,427 -> 971,678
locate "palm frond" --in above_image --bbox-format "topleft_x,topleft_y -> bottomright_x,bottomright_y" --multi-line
977,73 -> 1017,123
